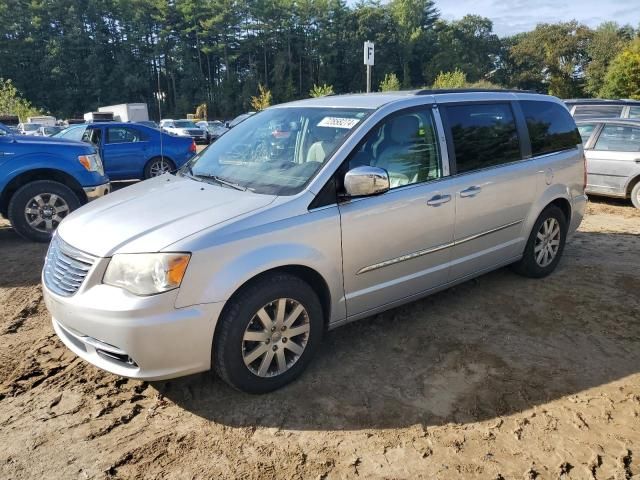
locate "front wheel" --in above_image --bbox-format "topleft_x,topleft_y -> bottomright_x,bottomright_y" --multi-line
144,157 -> 175,179
7,180 -> 80,242
512,205 -> 567,278
214,273 -> 324,394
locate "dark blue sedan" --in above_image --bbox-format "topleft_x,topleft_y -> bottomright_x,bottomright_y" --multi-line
55,122 -> 197,180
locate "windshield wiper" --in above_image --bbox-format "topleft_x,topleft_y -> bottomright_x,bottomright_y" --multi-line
194,173 -> 247,191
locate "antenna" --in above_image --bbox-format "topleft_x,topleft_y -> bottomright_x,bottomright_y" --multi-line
157,59 -> 164,164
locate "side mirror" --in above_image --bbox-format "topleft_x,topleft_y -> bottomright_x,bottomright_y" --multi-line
344,166 -> 390,197
224,122 -> 230,128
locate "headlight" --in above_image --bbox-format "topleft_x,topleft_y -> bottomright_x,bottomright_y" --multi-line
78,153 -> 104,176
103,253 -> 191,296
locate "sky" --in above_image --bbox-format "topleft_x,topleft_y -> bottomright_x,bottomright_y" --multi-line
434,0 -> 640,37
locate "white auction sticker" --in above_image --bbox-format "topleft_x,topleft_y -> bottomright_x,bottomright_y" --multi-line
317,117 -> 360,129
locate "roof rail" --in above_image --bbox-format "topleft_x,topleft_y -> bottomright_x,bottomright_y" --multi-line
414,88 -> 539,95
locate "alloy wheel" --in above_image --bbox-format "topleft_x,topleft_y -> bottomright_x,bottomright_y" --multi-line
534,217 -> 561,267
149,158 -> 172,176
24,193 -> 70,233
242,298 -> 310,377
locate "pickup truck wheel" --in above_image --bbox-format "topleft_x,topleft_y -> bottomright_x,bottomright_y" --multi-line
144,157 -> 175,179
214,273 -> 324,394
512,205 -> 567,278
630,181 -> 640,209
8,180 -> 80,242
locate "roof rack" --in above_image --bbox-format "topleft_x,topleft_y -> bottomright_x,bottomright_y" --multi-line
564,98 -> 640,104
414,88 -> 539,95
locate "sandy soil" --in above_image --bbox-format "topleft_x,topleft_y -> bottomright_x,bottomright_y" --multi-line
0,196 -> 639,479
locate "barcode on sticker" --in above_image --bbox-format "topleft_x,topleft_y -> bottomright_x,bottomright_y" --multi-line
317,117 -> 360,129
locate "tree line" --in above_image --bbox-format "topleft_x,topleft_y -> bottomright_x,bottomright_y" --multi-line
0,0 -> 639,121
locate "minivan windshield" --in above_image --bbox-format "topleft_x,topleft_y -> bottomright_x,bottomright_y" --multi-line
183,107 -> 369,195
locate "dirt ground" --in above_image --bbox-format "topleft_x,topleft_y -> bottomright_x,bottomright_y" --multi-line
0,196 -> 639,480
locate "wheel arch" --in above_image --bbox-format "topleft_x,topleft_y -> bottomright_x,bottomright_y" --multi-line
0,168 -> 85,217
625,173 -> 640,198
216,265 -> 332,333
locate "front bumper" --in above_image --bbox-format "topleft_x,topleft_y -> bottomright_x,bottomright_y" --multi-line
43,273 -> 224,381
83,182 -> 111,201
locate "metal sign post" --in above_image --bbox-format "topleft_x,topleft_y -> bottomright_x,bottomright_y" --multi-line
364,41 -> 374,93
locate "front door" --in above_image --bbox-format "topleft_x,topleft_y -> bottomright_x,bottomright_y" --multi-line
102,125 -> 150,179
339,106 -> 456,318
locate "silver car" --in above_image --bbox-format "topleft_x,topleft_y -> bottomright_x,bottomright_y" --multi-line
42,91 -> 586,393
577,119 -> 640,209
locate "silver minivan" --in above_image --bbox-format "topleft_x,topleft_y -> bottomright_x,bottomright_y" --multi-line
577,118 -> 640,209
43,90 -> 586,393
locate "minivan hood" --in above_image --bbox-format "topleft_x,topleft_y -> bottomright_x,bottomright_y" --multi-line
57,175 -> 277,257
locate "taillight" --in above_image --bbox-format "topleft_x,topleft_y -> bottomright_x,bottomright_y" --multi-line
189,140 -> 196,153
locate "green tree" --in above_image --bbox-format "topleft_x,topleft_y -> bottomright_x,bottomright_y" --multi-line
508,21 -> 592,97
585,22 -> 634,96
379,73 -> 401,91
424,16 -> 500,85
250,84 -> 273,111
0,78 -> 42,121
600,38 -> 640,99
432,69 -> 466,88
309,84 -> 335,97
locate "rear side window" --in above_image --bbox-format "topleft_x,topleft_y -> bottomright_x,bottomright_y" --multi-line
594,124 -> 640,152
106,127 -> 145,144
521,101 -> 581,155
628,106 -> 640,119
573,104 -> 624,119
445,103 -> 520,174
577,124 -> 597,145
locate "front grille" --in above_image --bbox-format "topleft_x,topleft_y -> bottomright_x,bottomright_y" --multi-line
187,129 -> 204,136
44,236 -> 97,297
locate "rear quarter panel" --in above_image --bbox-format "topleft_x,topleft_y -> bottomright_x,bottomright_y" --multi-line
523,146 -> 586,239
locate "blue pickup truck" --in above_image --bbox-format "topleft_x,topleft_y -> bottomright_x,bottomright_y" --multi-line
0,123 -> 110,242
55,122 -> 196,180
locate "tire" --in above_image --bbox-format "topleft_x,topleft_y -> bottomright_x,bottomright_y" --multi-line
214,273 -> 324,394
8,180 -> 80,242
144,157 -> 175,179
512,205 -> 568,278
631,181 -> 640,210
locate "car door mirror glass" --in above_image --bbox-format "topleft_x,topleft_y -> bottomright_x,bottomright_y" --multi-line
344,166 -> 390,197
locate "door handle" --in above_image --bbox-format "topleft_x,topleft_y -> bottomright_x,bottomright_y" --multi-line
427,194 -> 451,207
460,186 -> 482,198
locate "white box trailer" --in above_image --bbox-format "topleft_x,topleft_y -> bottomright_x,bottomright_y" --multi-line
98,103 -> 149,122
83,111 -> 114,122
27,115 -> 56,126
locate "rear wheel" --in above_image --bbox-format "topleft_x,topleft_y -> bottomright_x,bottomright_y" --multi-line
8,180 -> 80,242
630,181 -> 640,209
512,205 -> 567,278
214,273 -> 324,394
144,157 -> 175,179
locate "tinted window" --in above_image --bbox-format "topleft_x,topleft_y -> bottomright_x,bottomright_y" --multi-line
577,124 -> 597,145
521,101 -> 580,155
57,126 -> 86,141
594,124 -> 640,152
348,108 -> 441,188
445,103 -> 520,174
573,104 -> 623,119
106,127 -> 144,144
628,106 -> 640,119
